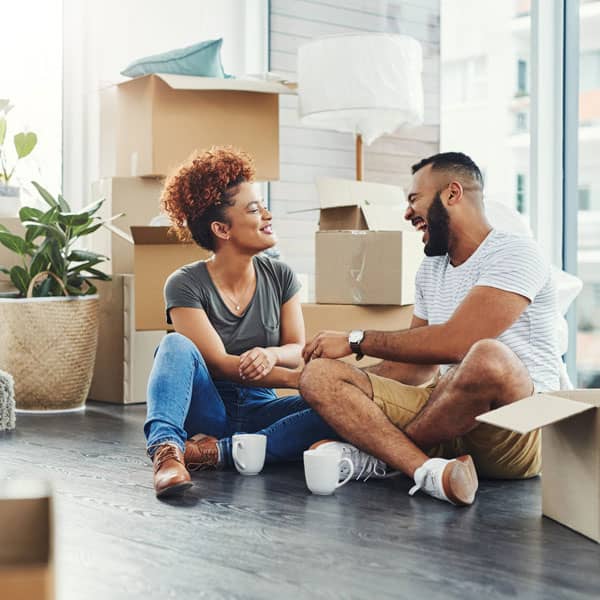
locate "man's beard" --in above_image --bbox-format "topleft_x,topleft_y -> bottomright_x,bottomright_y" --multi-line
424,192 -> 450,257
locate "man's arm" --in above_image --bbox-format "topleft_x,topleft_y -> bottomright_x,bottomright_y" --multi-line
364,315 -> 439,385
361,286 -> 530,363
303,286 -> 530,364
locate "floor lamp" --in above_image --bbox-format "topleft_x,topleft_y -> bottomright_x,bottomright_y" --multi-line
297,33 -> 424,181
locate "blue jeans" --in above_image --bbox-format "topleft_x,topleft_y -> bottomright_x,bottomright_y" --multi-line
144,333 -> 338,467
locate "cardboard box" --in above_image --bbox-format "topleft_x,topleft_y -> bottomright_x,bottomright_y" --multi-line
0,481 -> 54,600
88,275 -> 166,404
131,226 -> 212,330
313,178 -> 422,305
315,230 -> 421,305
90,177 -> 164,273
316,177 -> 408,231
275,303 -> 414,396
477,389 -> 600,543
100,74 -> 292,181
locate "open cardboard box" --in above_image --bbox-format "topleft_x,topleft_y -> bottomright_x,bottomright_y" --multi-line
90,177 -> 165,274
0,481 -> 54,600
477,389 -> 600,543
313,178 -> 422,305
100,74 -> 293,181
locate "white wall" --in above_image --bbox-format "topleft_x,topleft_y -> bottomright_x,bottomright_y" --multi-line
62,0 -> 267,209
269,0 -> 441,297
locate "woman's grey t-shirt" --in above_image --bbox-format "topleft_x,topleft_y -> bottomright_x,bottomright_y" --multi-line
164,255 -> 301,355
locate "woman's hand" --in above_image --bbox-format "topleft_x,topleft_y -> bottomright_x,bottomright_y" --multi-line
239,347 -> 278,381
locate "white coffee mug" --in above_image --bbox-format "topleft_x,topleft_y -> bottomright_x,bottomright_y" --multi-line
232,434 -> 267,476
303,449 -> 354,495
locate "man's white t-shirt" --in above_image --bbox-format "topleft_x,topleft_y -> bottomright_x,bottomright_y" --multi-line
414,229 -> 560,392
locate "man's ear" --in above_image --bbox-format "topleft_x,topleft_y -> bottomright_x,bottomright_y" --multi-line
447,181 -> 463,206
211,221 -> 231,241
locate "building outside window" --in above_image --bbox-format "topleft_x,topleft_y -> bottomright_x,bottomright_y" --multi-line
516,173 -> 527,214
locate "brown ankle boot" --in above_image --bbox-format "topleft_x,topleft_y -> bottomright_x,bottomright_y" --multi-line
184,434 -> 220,471
152,443 -> 193,498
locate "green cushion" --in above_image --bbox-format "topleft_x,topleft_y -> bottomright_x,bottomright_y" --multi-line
121,38 -> 231,78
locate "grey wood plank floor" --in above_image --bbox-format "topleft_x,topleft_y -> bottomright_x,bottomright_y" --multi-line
1,402 -> 599,600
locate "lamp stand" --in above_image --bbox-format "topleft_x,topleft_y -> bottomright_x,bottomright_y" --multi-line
355,134 -> 363,181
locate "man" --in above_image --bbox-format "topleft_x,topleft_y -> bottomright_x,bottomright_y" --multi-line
299,152 -> 560,506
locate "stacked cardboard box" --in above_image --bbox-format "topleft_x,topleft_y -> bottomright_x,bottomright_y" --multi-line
89,75 -> 292,403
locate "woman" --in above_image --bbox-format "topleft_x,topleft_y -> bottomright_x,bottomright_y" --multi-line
144,147 -> 337,498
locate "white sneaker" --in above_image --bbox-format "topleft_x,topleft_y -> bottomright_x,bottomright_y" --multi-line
409,455 -> 478,506
309,440 -> 392,482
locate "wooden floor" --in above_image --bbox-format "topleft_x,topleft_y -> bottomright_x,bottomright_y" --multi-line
1,402 -> 599,600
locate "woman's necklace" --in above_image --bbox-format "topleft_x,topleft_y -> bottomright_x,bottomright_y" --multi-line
218,277 -> 255,313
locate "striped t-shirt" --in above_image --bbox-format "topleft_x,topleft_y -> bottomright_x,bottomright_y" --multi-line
414,229 -> 560,392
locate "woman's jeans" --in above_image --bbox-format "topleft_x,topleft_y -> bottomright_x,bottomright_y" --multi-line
144,333 -> 338,467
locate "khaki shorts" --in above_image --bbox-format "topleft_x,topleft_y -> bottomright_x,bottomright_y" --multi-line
367,372 -> 541,479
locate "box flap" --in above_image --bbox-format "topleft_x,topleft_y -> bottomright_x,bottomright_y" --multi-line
130,226 -> 192,245
153,73 -> 294,95
476,394 -> 596,434
316,177 -> 408,230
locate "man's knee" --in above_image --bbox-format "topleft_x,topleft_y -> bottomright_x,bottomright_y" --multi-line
462,339 -> 530,397
299,358 -> 338,406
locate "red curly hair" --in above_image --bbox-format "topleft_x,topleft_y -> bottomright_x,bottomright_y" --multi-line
160,146 -> 255,250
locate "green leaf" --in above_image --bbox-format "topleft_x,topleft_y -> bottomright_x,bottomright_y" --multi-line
30,242 -> 51,277
56,212 -> 91,227
83,267 -> 110,281
0,266 -> 10,275
71,222 -> 103,237
9,265 -> 29,296
83,281 -> 98,295
57,193 -> 70,212
14,132 -> 37,159
67,249 -> 107,262
31,181 -> 58,208
36,276 -> 53,297
0,117 -> 6,146
0,223 -> 8,233
79,198 -> 105,217
0,231 -> 31,256
47,240 -> 66,278
66,284 -> 85,296
19,206 -> 44,222
21,221 -> 66,245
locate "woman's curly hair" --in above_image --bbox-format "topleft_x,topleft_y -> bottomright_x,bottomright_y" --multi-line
160,146 -> 255,251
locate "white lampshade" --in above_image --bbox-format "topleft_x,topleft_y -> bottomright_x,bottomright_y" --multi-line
297,33 -> 424,145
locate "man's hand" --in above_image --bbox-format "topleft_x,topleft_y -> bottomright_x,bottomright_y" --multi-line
239,347 -> 277,381
303,331 -> 352,363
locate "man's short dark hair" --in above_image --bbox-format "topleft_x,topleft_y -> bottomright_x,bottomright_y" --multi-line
411,152 -> 484,189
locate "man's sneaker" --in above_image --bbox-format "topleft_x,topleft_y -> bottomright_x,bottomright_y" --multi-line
409,455 -> 478,506
309,440 -> 391,481
184,434 -> 221,471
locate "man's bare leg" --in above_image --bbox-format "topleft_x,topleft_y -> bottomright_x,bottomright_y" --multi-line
299,339 -> 531,477
299,359 -> 430,478
404,339 -> 533,449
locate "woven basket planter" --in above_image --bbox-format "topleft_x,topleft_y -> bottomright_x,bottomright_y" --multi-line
0,292 -> 99,411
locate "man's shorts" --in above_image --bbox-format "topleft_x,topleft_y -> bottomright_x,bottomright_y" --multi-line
367,372 -> 541,479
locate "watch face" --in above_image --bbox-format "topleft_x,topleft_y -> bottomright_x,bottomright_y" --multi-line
349,330 -> 364,344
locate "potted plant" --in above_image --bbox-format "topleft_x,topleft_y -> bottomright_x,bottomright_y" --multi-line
0,182 -> 117,412
0,99 -> 37,217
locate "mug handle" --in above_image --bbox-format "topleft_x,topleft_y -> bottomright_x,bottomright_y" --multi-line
233,440 -> 246,471
335,457 -> 354,488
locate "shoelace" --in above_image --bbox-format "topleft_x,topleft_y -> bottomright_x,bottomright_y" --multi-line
186,440 -> 218,472
341,445 -> 387,482
408,469 -> 436,496
151,444 -> 183,471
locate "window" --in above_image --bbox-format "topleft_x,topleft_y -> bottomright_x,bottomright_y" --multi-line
579,187 -> 591,210
516,173 -> 526,214
581,50 -> 600,91
517,59 -> 528,96
515,111 -> 528,133
0,0 -> 62,200
442,57 -> 487,105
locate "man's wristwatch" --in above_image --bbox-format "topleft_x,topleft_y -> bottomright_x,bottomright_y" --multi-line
348,330 -> 365,361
